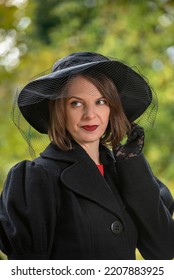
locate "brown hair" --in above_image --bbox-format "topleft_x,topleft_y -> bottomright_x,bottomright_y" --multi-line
48,72 -> 130,150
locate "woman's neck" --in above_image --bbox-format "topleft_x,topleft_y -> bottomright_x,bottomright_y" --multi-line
79,142 -> 100,164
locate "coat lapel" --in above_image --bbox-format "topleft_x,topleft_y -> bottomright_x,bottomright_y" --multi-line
60,153 -> 124,218
41,142 -> 123,217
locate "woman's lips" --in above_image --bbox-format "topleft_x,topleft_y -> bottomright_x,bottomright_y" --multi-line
82,125 -> 99,131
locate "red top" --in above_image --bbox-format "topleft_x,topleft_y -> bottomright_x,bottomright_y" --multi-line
96,164 -> 104,176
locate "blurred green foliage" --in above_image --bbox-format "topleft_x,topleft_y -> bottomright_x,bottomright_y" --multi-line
0,0 -> 174,260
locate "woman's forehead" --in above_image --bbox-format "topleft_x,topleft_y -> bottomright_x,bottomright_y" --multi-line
66,75 -> 102,97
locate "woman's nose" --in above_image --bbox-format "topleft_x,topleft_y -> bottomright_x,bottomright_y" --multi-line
83,105 -> 96,119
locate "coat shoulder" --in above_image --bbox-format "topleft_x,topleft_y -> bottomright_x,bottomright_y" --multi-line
33,156 -> 69,178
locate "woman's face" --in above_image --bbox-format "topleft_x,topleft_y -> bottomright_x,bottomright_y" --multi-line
65,75 -> 110,148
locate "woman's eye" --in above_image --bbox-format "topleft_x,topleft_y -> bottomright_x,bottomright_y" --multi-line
71,101 -> 82,108
96,99 -> 107,105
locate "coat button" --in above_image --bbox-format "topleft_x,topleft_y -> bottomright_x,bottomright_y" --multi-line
111,221 -> 123,235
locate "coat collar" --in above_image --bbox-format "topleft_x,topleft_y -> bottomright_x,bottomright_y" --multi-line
40,142 -> 123,217
40,141 -> 114,164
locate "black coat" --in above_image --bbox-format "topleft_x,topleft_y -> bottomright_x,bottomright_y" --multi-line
0,142 -> 173,260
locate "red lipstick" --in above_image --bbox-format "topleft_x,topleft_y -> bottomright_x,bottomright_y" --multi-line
82,125 -> 98,131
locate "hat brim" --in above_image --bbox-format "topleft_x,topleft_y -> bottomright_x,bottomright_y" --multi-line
18,60 -> 152,133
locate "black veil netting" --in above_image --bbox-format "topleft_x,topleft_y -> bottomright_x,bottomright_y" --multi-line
12,54 -> 158,158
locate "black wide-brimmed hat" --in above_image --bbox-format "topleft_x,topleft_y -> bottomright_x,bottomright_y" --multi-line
16,52 -> 157,135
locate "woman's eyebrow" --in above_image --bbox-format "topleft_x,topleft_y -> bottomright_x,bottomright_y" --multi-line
67,95 -> 104,101
67,96 -> 84,100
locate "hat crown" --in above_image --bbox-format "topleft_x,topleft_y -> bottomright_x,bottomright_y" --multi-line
52,52 -> 109,72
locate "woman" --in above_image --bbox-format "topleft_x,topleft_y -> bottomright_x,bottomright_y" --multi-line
0,52 -> 173,260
